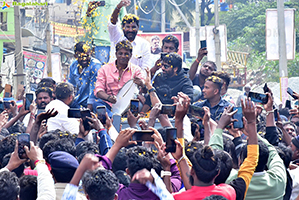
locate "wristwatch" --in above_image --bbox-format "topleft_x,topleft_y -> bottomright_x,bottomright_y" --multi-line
148,87 -> 156,94
161,170 -> 171,178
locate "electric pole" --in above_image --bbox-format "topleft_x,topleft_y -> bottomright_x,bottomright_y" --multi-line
214,0 -> 221,69
45,5 -> 52,76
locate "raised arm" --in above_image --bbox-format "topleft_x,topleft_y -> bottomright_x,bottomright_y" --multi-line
189,48 -> 207,80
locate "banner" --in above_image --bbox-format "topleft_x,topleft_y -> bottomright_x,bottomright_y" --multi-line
51,21 -> 85,37
23,51 -> 47,91
137,32 -> 183,67
266,9 -> 295,60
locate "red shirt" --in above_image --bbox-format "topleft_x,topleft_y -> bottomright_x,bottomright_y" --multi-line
173,184 -> 236,200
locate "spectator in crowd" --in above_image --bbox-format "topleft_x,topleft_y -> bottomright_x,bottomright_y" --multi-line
236,85 -> 251,107
46,82 -> 79,135
108,0 -> 151,71
212,71 -> 235,105
68,42 -> 101,110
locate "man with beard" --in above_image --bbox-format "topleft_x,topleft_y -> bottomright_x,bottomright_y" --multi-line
142,53 -> 193,112
35,87 -> 53,110
68,42 -> 101,111
46,82 -> 79,135
189,48 -> 217,101
108,0 -> 151,71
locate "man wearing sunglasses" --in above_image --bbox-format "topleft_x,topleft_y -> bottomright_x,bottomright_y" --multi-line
142,52 -> 193,112
68,42 -> 102,111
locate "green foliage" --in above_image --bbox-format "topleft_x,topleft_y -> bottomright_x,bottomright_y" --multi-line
221,1 -> 299,82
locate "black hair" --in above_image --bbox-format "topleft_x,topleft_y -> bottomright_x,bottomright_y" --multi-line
19,175 -> 37,200
74,41 -> 89,53
55,82 -> 74,101
240,140 -> 269,172
115,40 -> 133,53
38,78 -> 56,88
112,147 -> 128,172
38,132 -> 59,150
205,75 -> 224,92
203,195 -> 228,200
275,143 -> 293,168
2,153 -> 24,178
42,138 -> 76,162
162,34 -> 179,51
7,121 -> 26,135
121,14 -> 139,27
126,146 -> 154,177
0,171 -> 19,200
162,52 -> 183,73
283,122 -> 297,132
223,135 -> 238,169
185,141 -> 204,160
189,146 -> 220,184
76,141 -> 99,163
35,87 -> 53,99
0,135 -> 16,167
203,61 -> 217,71
114,170 -> 131,187
213,149 -> 233,185
82,168 -> 119,200
211,71 -> 231,87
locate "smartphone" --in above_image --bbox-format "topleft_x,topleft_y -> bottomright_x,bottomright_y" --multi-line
3,101 -> 11,109
112,114 -> 121,133
248,92 -> 268,104
200,40 -> 207,48
96,106 -> 106,124
4,84 -> 12,98
233,107 -> 243,129
130,99 -> 139,117
68,109 -> 81,118
263,83 -> 269,93
132,130 -> 155,142
286,100 -> 292,109
0,102 -> 4,112
93,132 -> 98,144
274,109 -> 278,121
189,104 -> 205,118
165,128 -> 177,153
287,87 -> 298,100
80,109 -> 92,131
161,104 -> 176,117
97,0 -> 105,6
18,133 -> 30,159
25,93 -> 34,110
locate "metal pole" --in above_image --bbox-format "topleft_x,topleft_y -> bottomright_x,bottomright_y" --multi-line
161,0 -> 165,32
195,0 -> 199,52
134,0 -> 137,15
13,5 -> 25,96
214,0 -> 221,69
46,5 -> 52,76
277,0 -> 287,77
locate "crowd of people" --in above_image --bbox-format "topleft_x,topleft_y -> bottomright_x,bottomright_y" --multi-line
1,0 -> 299,199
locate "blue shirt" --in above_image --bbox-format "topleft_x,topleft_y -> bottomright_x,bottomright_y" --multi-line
68,58 -> 101,107
193,97 -> 232,121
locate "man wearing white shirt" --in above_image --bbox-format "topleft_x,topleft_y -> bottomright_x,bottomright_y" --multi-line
108,0 -> 151,71
46,82 -> 79,135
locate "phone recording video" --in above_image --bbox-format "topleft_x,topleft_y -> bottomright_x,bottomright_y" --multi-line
25,93 -> 34,110
68,109 -> 81,118
160,52 -> 167,60
132,130 -> 154,142
161,104 -> 176,117
285,100 -> 292,109
233,107 -> 243,129
80,109 -> 92,131
130,99 -> 139,117
287,87 -> 298,100
165,128 -> 177,153
200,40 -> 207,48
3,101 -> 11,109
189,105 -> 205,118
0,102 -> 4,112
96,106 -> 106,124
248,92 -> 268,104
18,133 -> 30,159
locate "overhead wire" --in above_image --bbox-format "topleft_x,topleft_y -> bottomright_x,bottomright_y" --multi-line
167,0 -> 189,7
138,0 -> 158,14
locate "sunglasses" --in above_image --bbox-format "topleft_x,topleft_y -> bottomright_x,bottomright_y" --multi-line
161,62 -> 172,69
